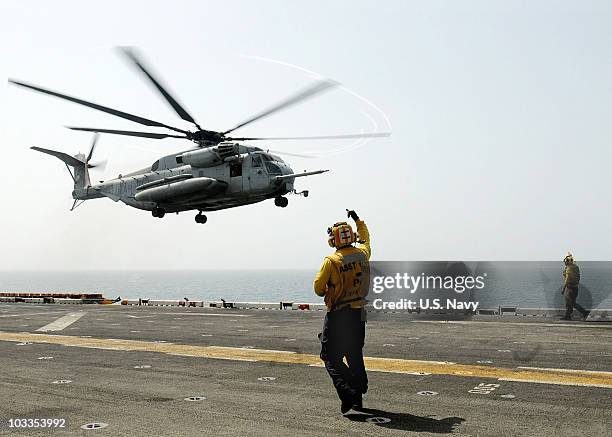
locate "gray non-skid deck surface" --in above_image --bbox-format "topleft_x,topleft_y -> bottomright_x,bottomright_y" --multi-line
0,303 -> 610,436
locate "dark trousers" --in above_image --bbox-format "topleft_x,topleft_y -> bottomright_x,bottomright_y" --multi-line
564,286 -> 588,317
319,308 -> 368,402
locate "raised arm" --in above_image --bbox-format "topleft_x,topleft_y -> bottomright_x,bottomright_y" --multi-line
347,210 -> 371,260
356,220 -> 371,260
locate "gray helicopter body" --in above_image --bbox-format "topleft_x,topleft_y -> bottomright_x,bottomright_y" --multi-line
36,142 -> 321,222
86,146 -> 297,209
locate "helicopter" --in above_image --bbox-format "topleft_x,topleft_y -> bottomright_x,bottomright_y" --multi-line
9,48 -> 390,224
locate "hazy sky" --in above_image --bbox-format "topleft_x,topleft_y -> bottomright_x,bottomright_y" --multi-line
1,0 -> 611,270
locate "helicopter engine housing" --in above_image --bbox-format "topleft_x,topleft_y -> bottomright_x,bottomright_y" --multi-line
179,148 -> 221,168
179,144 -> 240,168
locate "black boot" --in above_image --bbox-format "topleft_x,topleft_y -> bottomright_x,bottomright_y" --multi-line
340,397 -> 353,414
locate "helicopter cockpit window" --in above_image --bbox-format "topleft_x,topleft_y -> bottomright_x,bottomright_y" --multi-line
261,154 -> 284,163
265,161 -> 282,175
151,160 -> 160,171
252,155 -> 263,167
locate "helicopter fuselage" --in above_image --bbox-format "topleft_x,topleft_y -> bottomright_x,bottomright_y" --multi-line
77,145 -> 297,214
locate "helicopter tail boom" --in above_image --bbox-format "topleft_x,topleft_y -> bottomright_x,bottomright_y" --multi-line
30,146 -> 104,207
31,146 -> 91,188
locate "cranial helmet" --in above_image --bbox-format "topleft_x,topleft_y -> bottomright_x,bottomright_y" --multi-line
327,222 -> 357,248
564,252 -> 574,265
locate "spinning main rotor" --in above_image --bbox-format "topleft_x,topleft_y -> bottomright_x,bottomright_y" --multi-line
9,48 -> 390,148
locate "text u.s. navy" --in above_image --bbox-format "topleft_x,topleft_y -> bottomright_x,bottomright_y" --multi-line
372,298 -> 479,311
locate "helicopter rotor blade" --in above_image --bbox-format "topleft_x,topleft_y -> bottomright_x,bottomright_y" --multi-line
86,132 -> 99,162
119,47 -> 202,129
267,150 -> 317,159
8,79 -> 190,135
67,127 -> 189,140
229,132 -> 391,141
222,79 -> 338,135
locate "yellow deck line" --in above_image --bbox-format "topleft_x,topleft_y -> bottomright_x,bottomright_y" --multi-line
1,331 -> 610,388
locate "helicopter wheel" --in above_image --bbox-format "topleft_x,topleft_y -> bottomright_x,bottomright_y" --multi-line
195,213 -> 207,224
152,207 -> 166,218
274,196 -> 289,208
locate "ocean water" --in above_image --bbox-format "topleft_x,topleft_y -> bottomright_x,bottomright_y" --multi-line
0,270 -> 316,303
1,263 -> 611,308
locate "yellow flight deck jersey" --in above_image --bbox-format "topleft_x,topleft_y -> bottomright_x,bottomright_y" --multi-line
314,220 -> 371,311
563,264 -> 580,287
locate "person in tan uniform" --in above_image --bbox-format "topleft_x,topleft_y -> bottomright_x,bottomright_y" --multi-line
314,209 -> 370,414
561,253 -> 589,321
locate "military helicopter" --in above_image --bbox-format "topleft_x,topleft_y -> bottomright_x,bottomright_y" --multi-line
9,49 -> 390,224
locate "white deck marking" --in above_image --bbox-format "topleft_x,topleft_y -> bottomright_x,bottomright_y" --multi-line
517,366 -> 612,376
498,377 -> 612,388
36,312 -> 87,332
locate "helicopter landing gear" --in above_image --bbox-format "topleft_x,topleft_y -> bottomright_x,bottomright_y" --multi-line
195,212 -> 208,224
274,196 -> 289,208
292,189 -> 309,198
152,207 -> 166,218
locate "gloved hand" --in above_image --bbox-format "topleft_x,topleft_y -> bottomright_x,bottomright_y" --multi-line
346,209 -> 359,221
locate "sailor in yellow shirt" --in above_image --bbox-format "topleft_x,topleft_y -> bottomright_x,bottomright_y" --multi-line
561,253 -> 589,321
314,209 -> 370,414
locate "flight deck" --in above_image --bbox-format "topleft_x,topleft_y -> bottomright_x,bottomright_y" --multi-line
0,303 -> 610,436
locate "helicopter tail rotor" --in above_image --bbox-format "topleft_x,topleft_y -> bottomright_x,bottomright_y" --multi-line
84,133 -> 108,170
